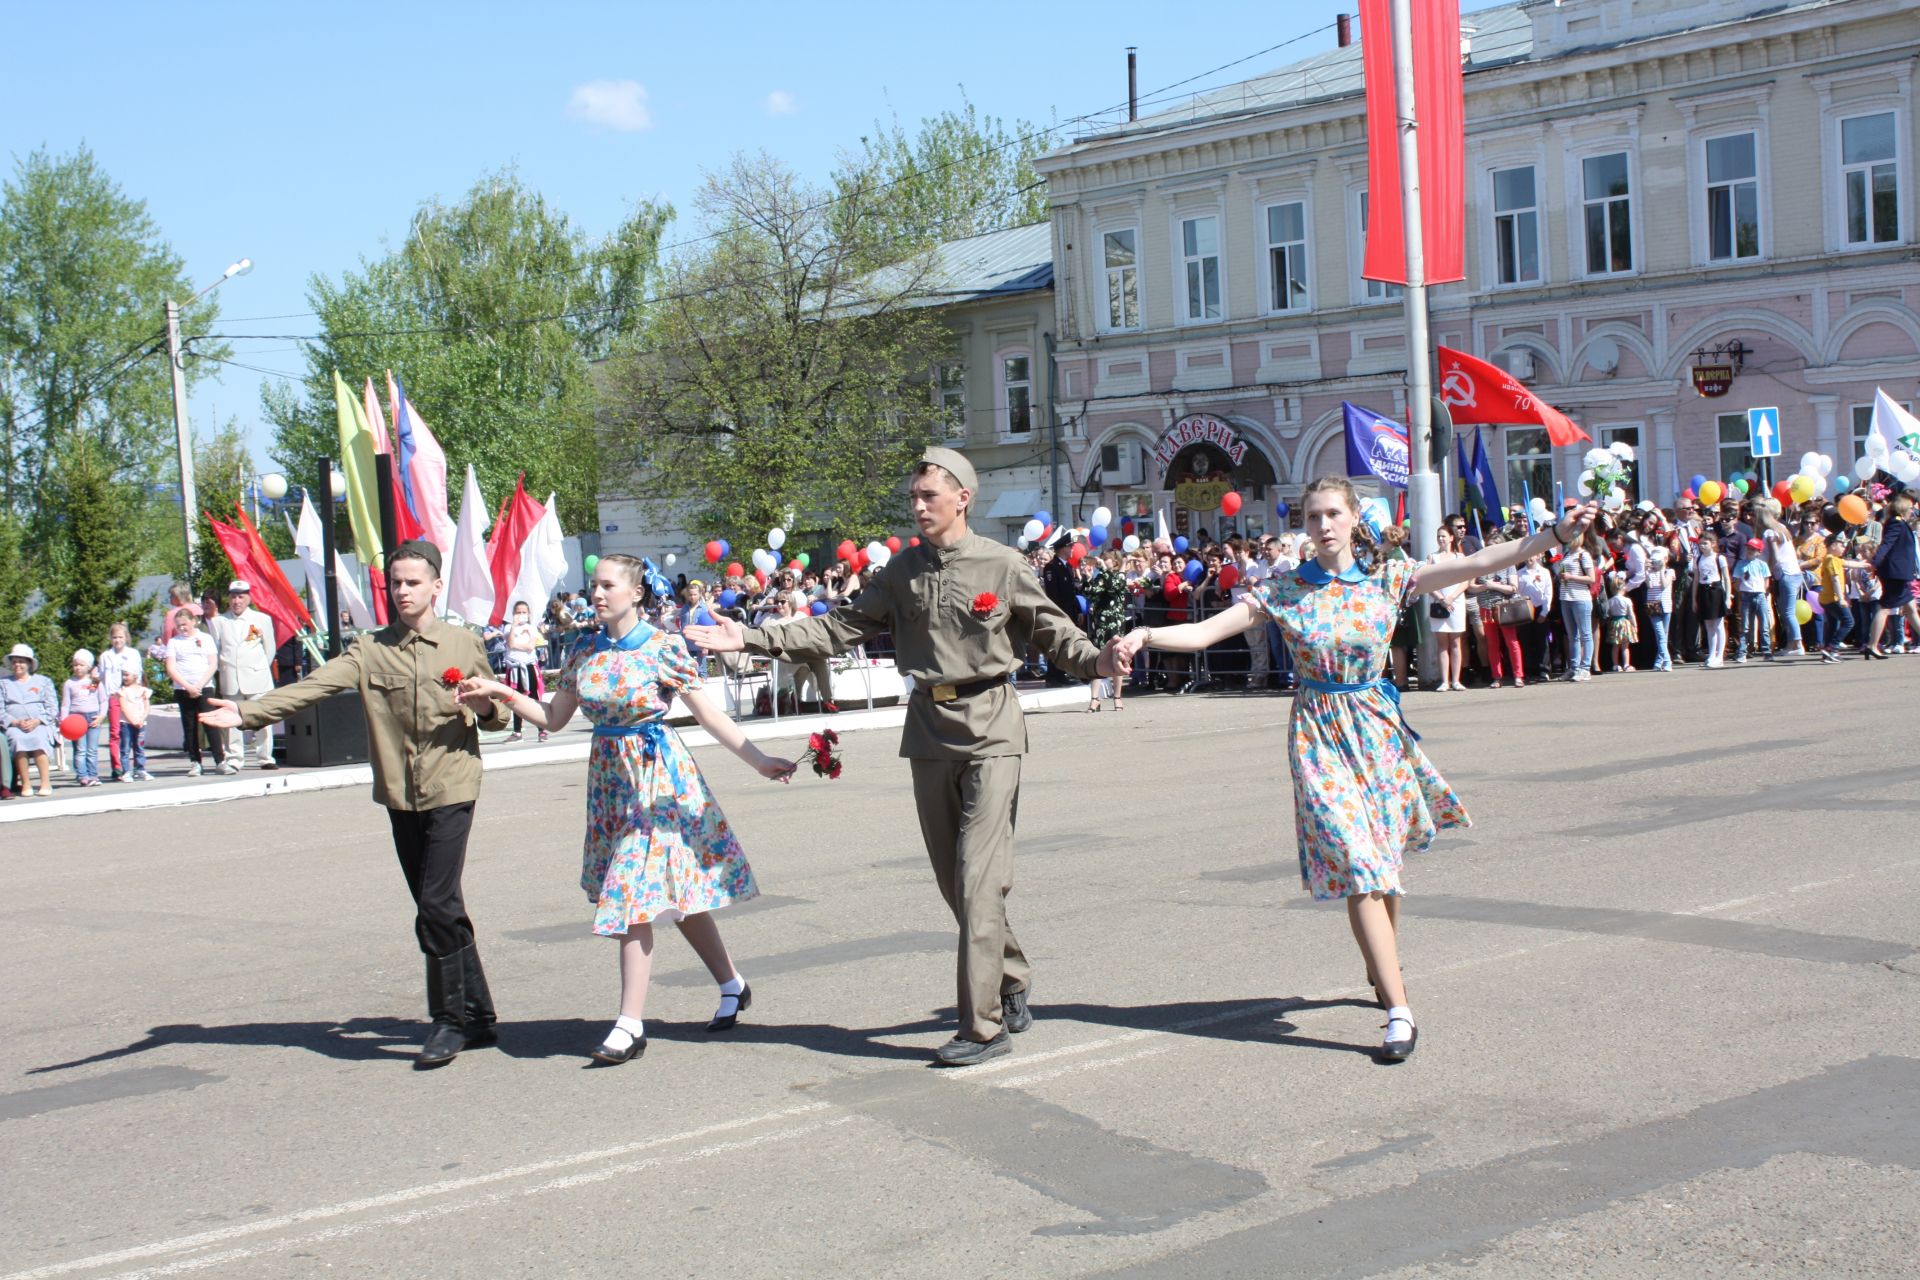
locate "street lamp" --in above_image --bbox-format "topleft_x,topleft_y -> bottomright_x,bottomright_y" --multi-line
166,257 -> 253,565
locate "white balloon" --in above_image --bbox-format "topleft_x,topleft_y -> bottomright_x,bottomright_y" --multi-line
1799,451 -> 1822,476
870,545 -> 892,567
664,553 -> 677,567
1901,459 -> 1920,484
1817,454 -> 1833,477
1017,536 -> 1030,550
1090,506 -> 1113,529
766,527 -> 786,550
1022,518 -> 1044,541
751,548 -> 777,574
1867,432 -> 1890,458
1122,534 -> 1141,553
1856,454 -> 1879,481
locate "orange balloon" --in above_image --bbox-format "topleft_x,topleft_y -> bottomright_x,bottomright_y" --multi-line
1837,493 -> 1870,525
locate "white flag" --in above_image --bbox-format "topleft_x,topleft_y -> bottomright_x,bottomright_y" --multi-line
503,492 -> 568,623
1155,506 -> 1171,546
445,465 -> 496,626
293,495 -> 374,630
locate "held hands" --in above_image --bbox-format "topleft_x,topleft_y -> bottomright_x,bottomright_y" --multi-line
199,698 -> 243,730
455,676 -> 506,714
683,614 -> 746,653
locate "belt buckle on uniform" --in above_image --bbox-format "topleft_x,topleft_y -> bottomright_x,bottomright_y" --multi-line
932,682 -> 958,703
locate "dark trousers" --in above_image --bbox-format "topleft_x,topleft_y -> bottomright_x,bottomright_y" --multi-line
387,802 -> 478,957
1628,584 -> 1654,669
173,691 -> 226,766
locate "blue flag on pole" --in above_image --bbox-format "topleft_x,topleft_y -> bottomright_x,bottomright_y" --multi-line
1341,401 -> 1409,488
1470,427 -> 1503,517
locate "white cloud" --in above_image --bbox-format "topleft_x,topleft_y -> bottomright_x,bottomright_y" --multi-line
764,89 -> 799,117
567,80 -> 652,132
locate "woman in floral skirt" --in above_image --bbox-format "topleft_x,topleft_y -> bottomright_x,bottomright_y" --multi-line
465,555 -> 795,1064
1110,476 -> 1596,1060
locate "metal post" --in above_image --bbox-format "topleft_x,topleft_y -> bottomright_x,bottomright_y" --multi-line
1389,0 -> 1439,563
164,299 -> 199,565
318,460 -> 342,659
1044,331 -> 1062,528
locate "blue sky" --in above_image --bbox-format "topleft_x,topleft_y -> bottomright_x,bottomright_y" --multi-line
4,1 -> 1501,466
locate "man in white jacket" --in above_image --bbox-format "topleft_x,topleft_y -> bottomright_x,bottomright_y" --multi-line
207,580 -> 278,771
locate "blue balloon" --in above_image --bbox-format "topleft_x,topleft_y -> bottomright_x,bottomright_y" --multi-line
809,600 -> 830,616
1833,475 -> 1851,493
1275,499 -> 1289,518
1033,509 -> 1052,527
1690,473 -> 1708,492
1075,594 -> 1088,614
1173,535 -> 1189,553
1088,525 -> 1108,547
718,589 -> 739,608
717,539 -> 731,557
1182,559 -> 1204,583
693,605 -> 716,627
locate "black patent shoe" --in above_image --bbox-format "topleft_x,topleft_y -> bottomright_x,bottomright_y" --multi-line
707,983 -> 752,1033
591,1032 -> 647,1064
933,1031 -> 1011,1067
416,1022 -> 468,1068
1379,1016 -> 1418,1062
1001,985 -> 1033,1034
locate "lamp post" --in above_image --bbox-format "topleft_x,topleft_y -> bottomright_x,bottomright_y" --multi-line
166,257 -> 252,565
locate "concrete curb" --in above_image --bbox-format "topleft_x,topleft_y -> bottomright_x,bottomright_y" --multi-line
0,684 -> 1094,824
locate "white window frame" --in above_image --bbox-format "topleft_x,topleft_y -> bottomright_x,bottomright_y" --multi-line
1815,63 -> 1914,253
1258,198 -> 1311,315
1839,111 -> 1902,247
1852,400 -> 1913,455
1574,148 -> 1638,278
1352,189 -> 1404,304
1098,225 -> 1142,333
996,347 -> 1034,439
933,361 -> 967,439
1701,130 -> 1765,263
1489,163 -> 1543,287
1595,423 -> 1643,501
1173,211 -> 1225,325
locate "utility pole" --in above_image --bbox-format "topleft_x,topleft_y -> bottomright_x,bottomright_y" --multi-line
1044,331 -> 1062,526
165,298 -> 199,565
1390,0 -> 1440,561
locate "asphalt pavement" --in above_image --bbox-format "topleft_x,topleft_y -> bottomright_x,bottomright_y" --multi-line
4,657 -> 1916,1278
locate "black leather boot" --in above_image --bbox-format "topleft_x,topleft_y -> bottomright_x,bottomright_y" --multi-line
416,950 -> 468,1068
461,945 -> 499,1050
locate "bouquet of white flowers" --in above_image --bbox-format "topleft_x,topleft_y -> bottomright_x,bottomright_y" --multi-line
1578,442 -> 1636,511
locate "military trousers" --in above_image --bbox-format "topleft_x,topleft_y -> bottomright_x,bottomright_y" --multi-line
386,802 -> 478,958
910,756 -> 1030,1042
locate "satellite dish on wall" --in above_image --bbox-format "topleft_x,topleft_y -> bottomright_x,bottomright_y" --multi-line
1587,338 -> 1620,377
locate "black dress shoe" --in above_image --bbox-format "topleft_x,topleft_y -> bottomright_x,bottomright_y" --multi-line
933,1032 -> 1011,1067
707,983 -> 752,1032
1379,1018 -> 1418,1062
1001,985 -> 1033,1034
416,1022 -> 468,1068
591,1033 -> 647,1064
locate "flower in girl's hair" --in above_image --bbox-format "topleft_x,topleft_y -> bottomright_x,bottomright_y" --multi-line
803,728 -> 845,779
970,592 -> 999,618
440,667 -> 465,690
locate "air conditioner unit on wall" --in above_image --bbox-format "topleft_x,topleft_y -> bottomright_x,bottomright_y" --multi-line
1100,441 -> 1145,486
1495,349 -> 1536,381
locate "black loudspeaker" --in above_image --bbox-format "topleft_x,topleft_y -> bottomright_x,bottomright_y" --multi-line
1429,395 -> 1456,468
281,691 -> 370,768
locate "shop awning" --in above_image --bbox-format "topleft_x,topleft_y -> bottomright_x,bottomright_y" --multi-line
983,488 -> 1044,520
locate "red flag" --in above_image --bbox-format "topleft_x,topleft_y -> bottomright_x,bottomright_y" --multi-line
204,515 -> 300,647
232,505 -> 315,645
1437,346 -> 1590,446
1360,0 -> 1466,285
388,449 -> 426,544
368,563 -> 390,626
486,475 -> 545,625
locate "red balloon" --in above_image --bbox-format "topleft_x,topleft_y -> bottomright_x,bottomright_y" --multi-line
1218,563 -> 1240,589
1120,518 -> 1134,533
726,562 -> 744,579
754,568 -> 768,585
704,540 -> 723,564
789,558 -> 803,571
1221,491 -> 1243,516
1067,543 -> 1086,565
1769,480 -> 1791,505
59,713 -> 89,741
909,536 -> 920,547
885,536 -> 902,553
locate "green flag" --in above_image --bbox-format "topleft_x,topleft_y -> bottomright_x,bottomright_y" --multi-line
333,370 -> 383,569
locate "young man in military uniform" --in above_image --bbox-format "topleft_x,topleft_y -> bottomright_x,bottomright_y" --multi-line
203,540 -> 510,1068
688,448 -> 1124,1066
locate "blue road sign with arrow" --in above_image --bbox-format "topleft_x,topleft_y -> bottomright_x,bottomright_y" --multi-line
1748,406 -> 1781,459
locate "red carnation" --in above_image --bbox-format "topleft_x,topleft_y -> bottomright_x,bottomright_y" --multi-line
970,592 -> 999,618
441,667 -> 464,689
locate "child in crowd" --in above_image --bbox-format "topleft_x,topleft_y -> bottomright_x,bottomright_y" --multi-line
1602,573 -> 1636,674
1644,548 -> 1675,671
1734,537 -> 1773,663
60,649 -> 108,787
1816,536 -> 1868,662
1692,531 -> 1730,668
116,663 -> 153,780
96,622 -> 141,780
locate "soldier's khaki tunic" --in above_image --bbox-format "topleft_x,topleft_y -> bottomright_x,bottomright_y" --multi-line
742,531 -> 1102,1042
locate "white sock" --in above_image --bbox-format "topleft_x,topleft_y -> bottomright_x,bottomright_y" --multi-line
1384,1005 -> 1415,1043
719,974 -> 746,997
604,1014 -> 644,1050
716,974 -> 746,1016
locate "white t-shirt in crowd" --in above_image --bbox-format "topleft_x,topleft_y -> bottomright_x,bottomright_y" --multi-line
1693,550 -> 1728,587
1517,564 -> 1554,610
165,633 -> 217,689
96,645 -> 141,692
1763,527 -> 1801,579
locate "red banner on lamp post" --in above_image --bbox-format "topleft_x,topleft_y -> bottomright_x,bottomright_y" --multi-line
1360,0 -> 1467,285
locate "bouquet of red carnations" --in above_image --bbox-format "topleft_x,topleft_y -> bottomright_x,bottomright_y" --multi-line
804,729 -> 844,780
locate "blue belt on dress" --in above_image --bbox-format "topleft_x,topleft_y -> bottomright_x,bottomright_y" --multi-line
593,721 -> 669,758
1296,675 -> 1420,741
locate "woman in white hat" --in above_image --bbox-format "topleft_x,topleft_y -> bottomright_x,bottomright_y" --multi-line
4,644 -> 59,797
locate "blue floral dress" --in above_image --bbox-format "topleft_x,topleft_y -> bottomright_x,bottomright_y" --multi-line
555,624 -> 759,935
1250,558 -> 1469,899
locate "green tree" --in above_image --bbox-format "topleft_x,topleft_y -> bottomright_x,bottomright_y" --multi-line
42,432 -> 145,651
599,153 -> 952,551
836,95 -> 1054,252
0,146 -> 225,531
263,169 -> 668,534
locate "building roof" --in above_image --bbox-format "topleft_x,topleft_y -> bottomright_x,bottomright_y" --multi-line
875,221 -> 1054,310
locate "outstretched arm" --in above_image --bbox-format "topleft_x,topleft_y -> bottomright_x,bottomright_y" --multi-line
1413,503 -> 1599,595
687,577 -> 892,661
675,686 -> 795,782
1108,600 -> 1261,664
201,645 -> 363,730
459,675 -> 580,733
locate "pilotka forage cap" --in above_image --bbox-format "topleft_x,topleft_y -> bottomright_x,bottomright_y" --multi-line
391,538 -> 443,576
918,446 -> 978,495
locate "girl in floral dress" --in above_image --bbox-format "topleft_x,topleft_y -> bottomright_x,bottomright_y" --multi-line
1110,477 -> 1596,1060
465,555 -> 795,1065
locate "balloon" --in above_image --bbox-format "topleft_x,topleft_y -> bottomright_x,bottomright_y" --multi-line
1800,451 -> 1822,476
1771,480 -> 1793,505
1022,518 -> 1044,542
1690,473 -> 1708,492
1794,599 -> 1814,625
1838,493 -> 1870,524
1856,455 -> 1878,481
1697,481 -> 1723,506
751,548 -> 777,574
583,554 -> 599,575
1017,537 -> 1029,550
1218,564 -> 1240,589
837,539 -> 857,562
789,559 -> 803,571
1866,432 -> 1890,459
59,713 -> 88,741
1075,594 -> 1088,614
1731,478 -> 1749,495
719,589 -> 739,607
885,536 -> 902,553
1091,506 -> 1113,529
798,552 -> 811,567
1034,509 -> 1053,527
1789,474 -> 1815,504
664,553 -> 677,567
1276,498 -> 1289,518
909,537 -> 920,547
871,545 -> 893,568
767,527 -> 786,550
754,568 -> 768,585
693,606 -> 716,627
1122,534 -> 1141,553
1833,475 -> 1850,493
1173,536 -> 1189,553
717,540 -> 731,557
810,601 -> 830,616
705,541 -> 723,564
1220,491 -> 1243,516
726,562 -> 744,578
1067,543 -> 1086,566
1088,525 -> 1108,547
1182,560 -> 1204,583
